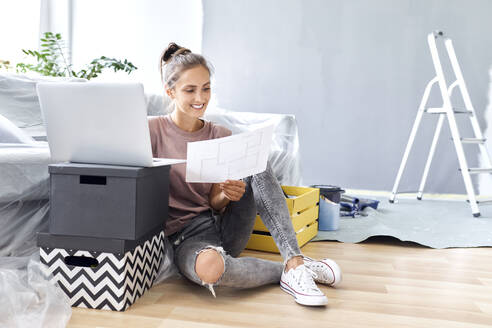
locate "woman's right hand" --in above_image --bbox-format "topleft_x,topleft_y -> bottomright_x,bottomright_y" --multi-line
219,179 -> 246,201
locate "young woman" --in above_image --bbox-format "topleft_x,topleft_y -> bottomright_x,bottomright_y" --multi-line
149,43 -> 342,306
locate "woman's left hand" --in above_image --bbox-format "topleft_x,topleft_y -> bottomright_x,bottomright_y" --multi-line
220,180 -> 246,201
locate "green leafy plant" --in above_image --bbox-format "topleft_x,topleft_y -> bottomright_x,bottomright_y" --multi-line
15,32 -> 137,79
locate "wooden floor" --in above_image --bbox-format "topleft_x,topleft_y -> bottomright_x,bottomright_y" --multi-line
67,237 -> 492,328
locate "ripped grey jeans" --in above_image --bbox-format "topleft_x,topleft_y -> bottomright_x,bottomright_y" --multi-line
167,164 -> 302,292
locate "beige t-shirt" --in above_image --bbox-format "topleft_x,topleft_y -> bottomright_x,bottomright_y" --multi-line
148,115 -> 232,235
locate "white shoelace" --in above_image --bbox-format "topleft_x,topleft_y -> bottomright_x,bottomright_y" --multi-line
296,266 -> 319,292
304,258 -> 330,281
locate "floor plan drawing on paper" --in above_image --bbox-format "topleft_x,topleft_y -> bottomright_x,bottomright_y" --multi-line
186,125 -> 274,183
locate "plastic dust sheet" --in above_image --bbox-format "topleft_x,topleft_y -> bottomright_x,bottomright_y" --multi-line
0,253 -> 72,328
0,143 -> 51,257
0,143 -> 69,327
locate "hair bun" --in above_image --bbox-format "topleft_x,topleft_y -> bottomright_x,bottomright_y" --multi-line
161,42 -> 191,64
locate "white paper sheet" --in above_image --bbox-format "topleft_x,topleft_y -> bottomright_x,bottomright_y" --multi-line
186,125 -> 274,183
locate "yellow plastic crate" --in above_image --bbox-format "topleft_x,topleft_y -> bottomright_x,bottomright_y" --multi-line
282,186 -> 320,216
245,186 -> 319,253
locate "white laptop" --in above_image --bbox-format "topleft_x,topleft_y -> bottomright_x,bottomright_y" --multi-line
36,82 -> 184,167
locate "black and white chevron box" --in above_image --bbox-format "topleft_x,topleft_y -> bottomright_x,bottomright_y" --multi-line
39,230 -> 165,311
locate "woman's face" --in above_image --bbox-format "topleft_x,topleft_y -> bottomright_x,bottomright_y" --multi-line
168,65 -> 211,119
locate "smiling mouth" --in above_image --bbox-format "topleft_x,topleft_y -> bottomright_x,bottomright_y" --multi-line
191,104 -> 204,110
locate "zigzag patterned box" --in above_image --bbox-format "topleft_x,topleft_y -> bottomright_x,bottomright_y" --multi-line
39,230 -> 164,311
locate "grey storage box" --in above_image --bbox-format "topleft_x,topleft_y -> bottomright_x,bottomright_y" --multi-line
38,227 -> 165,311
49,163 -> 170,240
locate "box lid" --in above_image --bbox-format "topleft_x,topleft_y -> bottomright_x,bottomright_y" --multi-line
37,225 -> 163,253
48,162 -> 169,178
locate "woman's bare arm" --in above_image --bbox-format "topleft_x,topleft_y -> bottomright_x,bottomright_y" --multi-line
209,183 -> 230,212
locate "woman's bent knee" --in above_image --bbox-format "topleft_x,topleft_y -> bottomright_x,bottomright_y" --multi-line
195,248 -> 225,284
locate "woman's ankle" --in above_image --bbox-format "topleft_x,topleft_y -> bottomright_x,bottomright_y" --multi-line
284,255 -> 304,272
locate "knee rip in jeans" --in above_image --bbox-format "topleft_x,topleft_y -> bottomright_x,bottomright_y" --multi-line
194,246 -> 225,297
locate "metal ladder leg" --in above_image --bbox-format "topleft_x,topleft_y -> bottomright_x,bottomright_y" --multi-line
444,38 -> 490,216
417,114 -> 445,200
429,32 -> 480,216
389,77 -> 438,203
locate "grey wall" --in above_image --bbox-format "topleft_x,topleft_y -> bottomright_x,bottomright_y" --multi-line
202,0 -> 492,193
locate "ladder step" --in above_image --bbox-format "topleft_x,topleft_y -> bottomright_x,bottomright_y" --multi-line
460,138 -> 486,144
467,199 -> 492,205
460,168 -> 492,174
425,107 -> 473,114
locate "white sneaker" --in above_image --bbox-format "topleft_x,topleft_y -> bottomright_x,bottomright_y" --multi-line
280,264 -> 328,306
303,257 -> 342,287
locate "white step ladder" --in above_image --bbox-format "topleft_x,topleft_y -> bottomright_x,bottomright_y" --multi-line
389,31 -> 492,217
